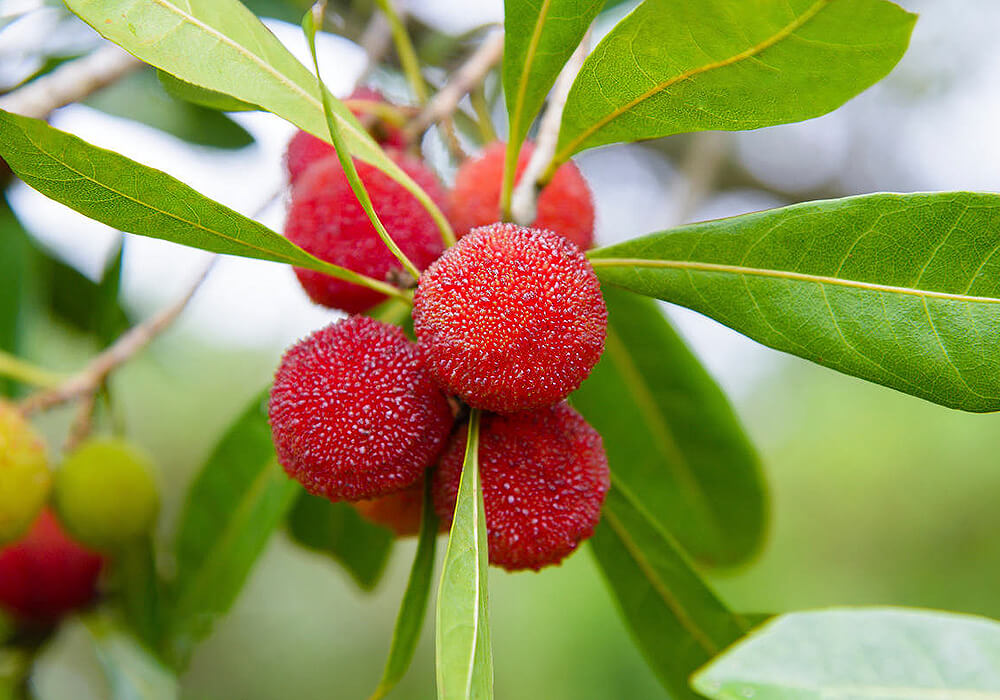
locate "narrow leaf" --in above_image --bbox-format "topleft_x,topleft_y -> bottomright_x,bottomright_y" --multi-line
573,287 -> 765,566
371,478 -> 439,700
156,70 -> 260,113
115,536 -> 164,650
554,0 -> 916,164
589,192 -> 1000,413
167,391 -> 298,668
436,410 -> 493,700
288,492 -> 394,591
84,615 -> 180,700
692,608 -> 1000,700
590,483 -> 749,700
0,110 -> 405,301
64,0 -> 454,244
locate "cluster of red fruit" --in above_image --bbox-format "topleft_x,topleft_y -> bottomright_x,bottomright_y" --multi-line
269,90 -> 610,571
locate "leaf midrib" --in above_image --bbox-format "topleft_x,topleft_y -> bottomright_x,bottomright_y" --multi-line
590,257 -> 1000,305
556,0 -> 832,160
508,0 -> 553,144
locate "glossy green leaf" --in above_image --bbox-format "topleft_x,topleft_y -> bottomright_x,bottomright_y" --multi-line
590,483 -> 749,700
287,492 -> 394,591
371,479 -> 439,700
0,110 -> 405,301
589,192 -> 1000,413
84,615 -> 180,700
573,286 -> 765,566
167,391 -> 298,668
64,0 -> 454,245
156,71 -> 259,113
553,0 -> 916,164
85,69 -> 254,148
692,608 -> 1000,700
436,410 -> 493,700
502,0 -> 603,174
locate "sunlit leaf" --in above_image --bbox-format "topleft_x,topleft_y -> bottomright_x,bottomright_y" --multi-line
692,608 -> 1000,700
573,287 -> 765,566
589,192 -> 1000,413
156,71 -> 260,113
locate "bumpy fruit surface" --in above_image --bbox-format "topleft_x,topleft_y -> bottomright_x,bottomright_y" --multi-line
285,150 -> 448,313
54,438 -> 159,549
413,223 -> 607,413
285,87 -> 407,183
0,402 -> 51,545
449,141 -> 595,250
269,317 -> 453,502
353,478 -> 445,536
0,509 -> 103,624
433,403 -> 609,571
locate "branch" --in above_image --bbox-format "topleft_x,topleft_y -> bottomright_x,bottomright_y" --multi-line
510,31 -> 589,226
671,131 -> 730,226
405,30 -> 503,137
0,45 -> 142,119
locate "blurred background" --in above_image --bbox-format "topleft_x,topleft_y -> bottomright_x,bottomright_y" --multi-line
2,0 -> 999,697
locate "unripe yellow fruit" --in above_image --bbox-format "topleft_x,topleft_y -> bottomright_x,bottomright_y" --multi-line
0,402 -> 51,545
54,438 -> 159,549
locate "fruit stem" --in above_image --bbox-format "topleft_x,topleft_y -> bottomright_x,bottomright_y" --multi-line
0,350 -> 66,389
500,140 -> 519,222
373,0 -> 428,105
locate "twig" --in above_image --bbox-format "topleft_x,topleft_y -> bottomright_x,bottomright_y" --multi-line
374,0 -> 427,104
357,12 -> 396,83
0,45 -> 142,119
405,30 -> 503,137
509,30 -> 589,225
671,131 -> 729,225
21,260 -> 214,417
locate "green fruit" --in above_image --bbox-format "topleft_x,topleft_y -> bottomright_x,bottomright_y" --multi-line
0,402 -> 51,545
54,438 -> 159,549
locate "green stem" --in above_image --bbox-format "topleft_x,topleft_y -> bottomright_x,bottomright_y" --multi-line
374,0 -> 428,105
0,350 -> 66,389
500,140 -> 521,222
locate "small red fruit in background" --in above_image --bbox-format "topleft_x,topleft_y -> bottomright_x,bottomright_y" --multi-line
353,478 -> 445,537
285,87 -> 407,184
449,141 -> 595,250
413,223 -> 607,413
0,509 -> 103,625
433,403 -> 609,571
284,151 -> 448,313
269,317 -> 453,502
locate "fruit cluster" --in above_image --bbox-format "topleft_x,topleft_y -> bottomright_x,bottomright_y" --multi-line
270,90 -> 611,571
0,403 -> 159,625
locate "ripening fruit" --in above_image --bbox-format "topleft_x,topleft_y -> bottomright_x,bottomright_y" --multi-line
0,402 -> 51,545
269,317 -> 454,502
285,87 -> 408,184
433,403 -> 609,571
449,141 -> 595,250
0,509 -> 103,624
353,478 -> 445,537
413,223 -> 607,413
284,150 -> 448,313
54,438 -> 159,550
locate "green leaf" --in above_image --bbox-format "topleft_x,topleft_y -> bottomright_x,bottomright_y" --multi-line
85,69 -> 254,149
0,110 -> 406,301
0,197 -> 31,396
573,286 -> 765,567
589,192 -> 1000,413
436,410 -> 493,700
370,479 -> 439,700
287,492 -> 394,591
502,0 -> 603,181
156,71 -> 260,113
691,608 -> 1000,700
84,615 -> 180,700
64,0 -> 455,245
167,390 -> 298,669
115,537 -> 165,650
553,0 -> 916,164
590,483 -> 749,700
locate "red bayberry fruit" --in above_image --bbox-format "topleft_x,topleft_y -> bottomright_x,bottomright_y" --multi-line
449,141 -> 595,250
0,509 -> 103,624
269,317 -> 453,502
285,150 -> 448,313
413,223 -> 607,413
433,403 -> 609,571
285,87 -> 407,183
353,478 -> 445,536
